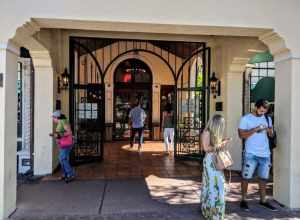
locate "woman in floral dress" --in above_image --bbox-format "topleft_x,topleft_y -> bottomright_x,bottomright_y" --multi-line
201,114 -> 231,220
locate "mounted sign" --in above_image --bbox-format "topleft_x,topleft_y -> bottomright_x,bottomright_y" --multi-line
78,103 -> 98,119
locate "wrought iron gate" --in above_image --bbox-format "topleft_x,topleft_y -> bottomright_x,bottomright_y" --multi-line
174,46 -> 211,160
69,39 -> 105,163
69,37 -> 211,162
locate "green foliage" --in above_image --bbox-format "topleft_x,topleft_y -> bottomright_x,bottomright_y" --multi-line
196,63 -> 203,96
196,67 -> 203,87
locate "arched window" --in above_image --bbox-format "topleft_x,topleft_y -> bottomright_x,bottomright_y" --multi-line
114,59 -> 152,84
244,51 -> 275,113
249,61 -> 275,90
113,58 -> 152,140
249,51 -> 275,89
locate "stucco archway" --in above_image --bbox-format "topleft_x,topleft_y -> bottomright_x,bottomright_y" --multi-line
1,16 -> 300,219
12,22 -> 57,176
0,21 -> 57,219
259,31 -> 299,208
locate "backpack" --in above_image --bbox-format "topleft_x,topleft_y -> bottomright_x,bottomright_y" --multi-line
265,115 -> 277,149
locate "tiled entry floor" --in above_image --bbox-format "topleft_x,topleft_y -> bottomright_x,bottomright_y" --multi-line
44,141 -> 202,181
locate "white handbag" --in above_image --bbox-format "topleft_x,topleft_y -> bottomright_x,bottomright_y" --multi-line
213,149 -> 234,171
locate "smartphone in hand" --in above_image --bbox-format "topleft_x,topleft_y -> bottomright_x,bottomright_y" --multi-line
49,132 -> 60,138
258,124 -> 267,132
222,137 -> 232,145
225,137 -> 232,141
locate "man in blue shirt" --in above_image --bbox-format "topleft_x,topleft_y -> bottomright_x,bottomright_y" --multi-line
129,100 -> 146,152
238,99 -> 277,212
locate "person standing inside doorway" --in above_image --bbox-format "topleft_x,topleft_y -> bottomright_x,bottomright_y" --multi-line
129,100 -> 146,152
50,111 -> 75,183
238,99 -> 277,211
162,103 -> 174,154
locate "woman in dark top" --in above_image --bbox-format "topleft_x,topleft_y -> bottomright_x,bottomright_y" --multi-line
162,103 -> 174,154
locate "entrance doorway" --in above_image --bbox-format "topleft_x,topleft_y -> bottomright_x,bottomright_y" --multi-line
69,37 -> 211,162
113,59 -> 152,140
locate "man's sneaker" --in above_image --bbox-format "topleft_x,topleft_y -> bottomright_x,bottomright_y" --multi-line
240,200 -> 250,211
259,201 -> 278,212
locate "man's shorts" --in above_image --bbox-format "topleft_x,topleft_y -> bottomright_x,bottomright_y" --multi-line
242,153 -> 271,180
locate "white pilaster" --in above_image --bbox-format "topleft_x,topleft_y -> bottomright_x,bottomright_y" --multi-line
31,51 -> 56,175
152,83 -> 161,123
105,83 -> 114,123
226,58 -> 249,170
260,31 -> 300,209
272,52 -> 300,209
0,41 -> 19,220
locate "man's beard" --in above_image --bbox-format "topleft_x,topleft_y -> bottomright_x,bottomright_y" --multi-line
256,111 -> 264,116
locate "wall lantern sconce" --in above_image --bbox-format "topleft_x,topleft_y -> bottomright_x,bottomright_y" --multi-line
210,72 -> 221,98
60,68 -> 70,90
